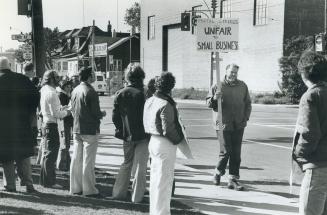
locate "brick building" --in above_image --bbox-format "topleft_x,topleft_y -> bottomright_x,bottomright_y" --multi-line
140,0 -> 324,92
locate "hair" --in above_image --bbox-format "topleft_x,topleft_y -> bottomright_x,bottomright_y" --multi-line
31,77 -> 40,86
41,70 -> 58,86
125,63 -> 145,86
24,62 -> 34,72
298,51 -> 327,83
226,63 -> 239,71
155,72 -> 176,94
79,66 -> 93,82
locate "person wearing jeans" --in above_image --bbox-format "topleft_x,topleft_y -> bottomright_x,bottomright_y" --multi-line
207,64 -> 252,191
69,67 -> 106,198
293,51 -> 327,215
39,70 -> 70,188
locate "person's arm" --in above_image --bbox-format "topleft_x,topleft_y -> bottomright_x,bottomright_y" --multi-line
160,104 -> 184,145
243,84 -> 252,121
294,93 -> 321,160
112,94 -> 122,129
48,91 -> 69,119
88,90 -> 103,120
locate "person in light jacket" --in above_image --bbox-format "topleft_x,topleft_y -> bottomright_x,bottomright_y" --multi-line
207,63 -> 252,191
293,51 -> 327,215
143,72 -> 184,215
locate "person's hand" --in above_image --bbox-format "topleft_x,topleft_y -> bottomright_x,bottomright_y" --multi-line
101,110 -> 106,117
66,110 -> 72,116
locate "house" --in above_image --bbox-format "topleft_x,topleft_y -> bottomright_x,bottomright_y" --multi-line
140,0 -> 324,92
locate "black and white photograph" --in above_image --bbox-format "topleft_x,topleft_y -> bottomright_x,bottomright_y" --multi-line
1,0 -> 327,214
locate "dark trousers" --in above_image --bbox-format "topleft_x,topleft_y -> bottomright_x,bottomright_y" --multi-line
216,128 -> 244,178
40,123 -> 60,187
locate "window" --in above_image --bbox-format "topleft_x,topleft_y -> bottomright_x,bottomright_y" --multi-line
221,0 -> 232,18
57,62 -> 61,71
62,62 -> 68,71
97,76 -> 104,81
148,15 -> 155,40
254,0 -> 268,26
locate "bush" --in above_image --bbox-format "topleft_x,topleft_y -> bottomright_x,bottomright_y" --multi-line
279,35 -> 313,103
251,92 -> 292,104
172,88 -> 208,100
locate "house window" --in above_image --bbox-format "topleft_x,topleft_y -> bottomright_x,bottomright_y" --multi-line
148,15 -> 155,40
57,62 -> 61,71
254,0 -> 268,26
221,0 -> 232,18
62,62 -> 68,71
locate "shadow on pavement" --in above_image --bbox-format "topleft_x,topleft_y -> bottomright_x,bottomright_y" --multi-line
246,137 -> 292,144
174,195 -> 298,215
0,205 -> 45,215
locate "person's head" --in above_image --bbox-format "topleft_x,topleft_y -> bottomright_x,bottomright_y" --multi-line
147,78 -> 157,93
155,72 -> 176,95
71,75 -> 80,88
125,63 -> 145,87
41,70 -> 60,87
0,57 -> 11,72
225,63 -> 239,82
59,76 -> 72,93
23,62 -> 34,79
79,66 -> 95,83
297,51 -> 327,86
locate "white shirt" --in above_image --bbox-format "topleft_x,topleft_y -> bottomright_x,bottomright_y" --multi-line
40,85 -> 67,124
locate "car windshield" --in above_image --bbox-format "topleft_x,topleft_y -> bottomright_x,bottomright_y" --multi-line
97,76 -> 104,81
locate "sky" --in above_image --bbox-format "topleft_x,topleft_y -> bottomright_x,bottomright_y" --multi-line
0,0 -> 139,51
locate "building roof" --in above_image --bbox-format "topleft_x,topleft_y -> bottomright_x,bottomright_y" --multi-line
107,35 -> 140,51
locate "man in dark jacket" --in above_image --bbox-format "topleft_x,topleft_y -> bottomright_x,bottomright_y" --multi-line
0,57 -> 39,192
294,51 -> 327,215
70,67 -> 106,197
207,63 -> 252,191
112,63 -> 149,203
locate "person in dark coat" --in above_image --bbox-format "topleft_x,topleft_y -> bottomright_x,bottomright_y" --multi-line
0,57 -> 39,192
56,76 -> 73,171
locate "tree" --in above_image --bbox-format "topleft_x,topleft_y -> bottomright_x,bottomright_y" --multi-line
124,2 -> 140,34
44,27 -> 61,67
14,47 -> 25,63
279,36 -> 314,103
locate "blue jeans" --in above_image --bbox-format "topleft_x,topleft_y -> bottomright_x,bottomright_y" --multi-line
215,129 -> 244,178
299,167 -> 327,215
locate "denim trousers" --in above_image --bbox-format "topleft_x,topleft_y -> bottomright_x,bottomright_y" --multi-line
40,123 -> 60,187
215,128 -> 244,178
299,167 -> 327,215
112,138 -> 149,203
70,133 -> 99,196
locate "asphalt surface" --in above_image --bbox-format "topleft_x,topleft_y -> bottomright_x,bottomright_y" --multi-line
99,96 -> 300,197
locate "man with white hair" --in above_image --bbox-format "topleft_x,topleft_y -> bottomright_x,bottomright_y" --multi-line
207,63 -> 252,191
0,57 -> 39,193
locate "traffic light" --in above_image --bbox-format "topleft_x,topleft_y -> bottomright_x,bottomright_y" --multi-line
211,0 -> 217,9
181,12 -> 191,31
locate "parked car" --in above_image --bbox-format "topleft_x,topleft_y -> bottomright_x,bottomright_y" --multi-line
91,72 -> 107,95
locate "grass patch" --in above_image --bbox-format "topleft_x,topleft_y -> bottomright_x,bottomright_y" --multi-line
172,88 -> 208,100
0,165 -> 204,215
251,92 -> 292,104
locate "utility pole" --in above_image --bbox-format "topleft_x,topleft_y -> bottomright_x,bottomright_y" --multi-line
325,0 -> 327,33
31,0 -> 46,77
210,0 -> 217,87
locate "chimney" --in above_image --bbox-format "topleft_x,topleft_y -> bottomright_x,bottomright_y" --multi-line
107,21 -> 112,37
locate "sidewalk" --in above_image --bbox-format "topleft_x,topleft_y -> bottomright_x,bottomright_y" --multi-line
97,123 -> 299,215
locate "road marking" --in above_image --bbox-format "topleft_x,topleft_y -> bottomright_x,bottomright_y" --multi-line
185,124 -> 212,127
249,123 -> 294,130
244,139 -> 292,150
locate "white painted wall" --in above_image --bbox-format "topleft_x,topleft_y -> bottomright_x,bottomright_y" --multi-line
141,0 -> 285,92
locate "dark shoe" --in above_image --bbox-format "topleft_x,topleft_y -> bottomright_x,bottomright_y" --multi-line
73,191 -> 83,195
26,185 -> 38,193
85,193 -> 105,199
227,179 -> 244,191
213,174 -> 221,185
2,186 -> 16,192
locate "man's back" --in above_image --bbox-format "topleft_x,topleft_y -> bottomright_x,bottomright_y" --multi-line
71,82 -> 102,135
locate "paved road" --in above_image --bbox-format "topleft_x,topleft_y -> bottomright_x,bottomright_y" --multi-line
97,96 -> 300,214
